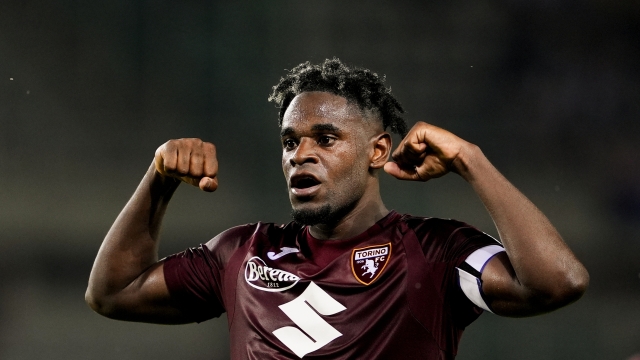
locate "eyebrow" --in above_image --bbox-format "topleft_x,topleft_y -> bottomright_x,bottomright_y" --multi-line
280,127 -> 294,137
280,123 -> 341,137
311,123 -> 340,133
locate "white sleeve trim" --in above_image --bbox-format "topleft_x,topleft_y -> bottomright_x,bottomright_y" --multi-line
457,244 -> 505,313
465,245 -> 505,273
458,268 -> 492,312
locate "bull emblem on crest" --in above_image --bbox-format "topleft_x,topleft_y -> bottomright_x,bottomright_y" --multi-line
361,259 -> 379,278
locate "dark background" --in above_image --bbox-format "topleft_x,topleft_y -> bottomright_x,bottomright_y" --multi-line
1,1 -> 639,359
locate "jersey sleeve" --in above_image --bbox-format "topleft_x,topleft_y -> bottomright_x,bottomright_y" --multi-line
162,224 -> 254,323
409,217 -> 504,325
415,219 -> 501,266
163,244 -> 225,323
444,226 -> 504,320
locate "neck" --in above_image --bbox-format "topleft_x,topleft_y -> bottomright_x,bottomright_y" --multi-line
308,186 -> 388,240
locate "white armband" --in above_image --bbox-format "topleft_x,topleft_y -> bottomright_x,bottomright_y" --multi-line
456,245 -> 504,313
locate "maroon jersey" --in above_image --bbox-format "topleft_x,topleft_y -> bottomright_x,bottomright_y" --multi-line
163,211 -> 501,359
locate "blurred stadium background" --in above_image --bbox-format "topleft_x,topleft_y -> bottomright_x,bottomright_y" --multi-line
1,1 -> 639,359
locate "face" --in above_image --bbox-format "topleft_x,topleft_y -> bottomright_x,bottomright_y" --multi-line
281,91 -> 385,225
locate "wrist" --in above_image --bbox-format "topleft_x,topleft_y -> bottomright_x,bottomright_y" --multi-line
147,163 -> 181,195
451,143 -> 486,182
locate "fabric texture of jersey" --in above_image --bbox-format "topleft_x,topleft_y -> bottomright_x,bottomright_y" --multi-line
163,211 -> 501,359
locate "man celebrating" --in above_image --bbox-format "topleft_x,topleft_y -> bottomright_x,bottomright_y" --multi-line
86,59 -> 589,359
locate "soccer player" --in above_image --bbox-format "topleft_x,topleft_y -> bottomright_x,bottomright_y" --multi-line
86,59 -> 589,359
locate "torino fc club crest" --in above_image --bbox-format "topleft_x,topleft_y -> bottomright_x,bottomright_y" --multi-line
351,243 -> 391,285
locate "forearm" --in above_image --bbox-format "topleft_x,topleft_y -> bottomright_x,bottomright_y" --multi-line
456,145 -> 589,306
86,163 -> 179,312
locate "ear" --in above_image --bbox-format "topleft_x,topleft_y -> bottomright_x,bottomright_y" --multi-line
370,132 -> 392,169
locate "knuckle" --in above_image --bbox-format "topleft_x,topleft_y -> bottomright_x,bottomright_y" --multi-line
173,138 -> 198,150
165,139 -> 179,148
202,141 -> 216,153
187,138 -> 202,147
411,121 -> 426,132
158,142 -> 171,155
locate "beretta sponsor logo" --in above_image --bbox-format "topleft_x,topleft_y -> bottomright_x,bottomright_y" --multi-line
351,243 -> 391,285
244,256 -> 300,292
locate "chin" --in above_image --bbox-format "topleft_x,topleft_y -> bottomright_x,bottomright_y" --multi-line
291,204 -> 332,226
290,199 -> 357,226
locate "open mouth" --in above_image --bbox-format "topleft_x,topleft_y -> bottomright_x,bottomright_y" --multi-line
290,174 -> 321,197
292,176 -> 320,189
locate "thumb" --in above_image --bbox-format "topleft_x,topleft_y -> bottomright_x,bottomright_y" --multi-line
384,161 -> 420,181
383,161 -> 401,178
199,176 -> 218,192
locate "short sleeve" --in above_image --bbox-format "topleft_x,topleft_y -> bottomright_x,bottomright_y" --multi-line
163,245 -> 225,323
444,225 -> 502,268
162,224 -> 259,323
407,217 -> 503,326
444,225 -> 504,319
414,218 -> 501,266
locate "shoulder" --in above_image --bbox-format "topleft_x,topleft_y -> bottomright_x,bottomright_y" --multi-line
202,221 -> 302,261
397,214 -> 499,262
398,214 -> 482,240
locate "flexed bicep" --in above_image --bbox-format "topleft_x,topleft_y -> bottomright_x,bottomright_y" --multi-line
90,262 -> 196,324
87,138 -> 223,324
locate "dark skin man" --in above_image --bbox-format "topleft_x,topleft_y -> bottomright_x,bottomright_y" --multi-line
86,91 -> 588,331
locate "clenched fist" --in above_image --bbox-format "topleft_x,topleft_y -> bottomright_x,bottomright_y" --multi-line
384,121 -> 477,181
154,138 -> 218,192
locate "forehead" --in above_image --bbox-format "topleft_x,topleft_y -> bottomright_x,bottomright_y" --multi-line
281,91 -> 364,130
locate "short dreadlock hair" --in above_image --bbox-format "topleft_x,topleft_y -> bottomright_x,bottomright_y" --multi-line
268,58 -> 408,137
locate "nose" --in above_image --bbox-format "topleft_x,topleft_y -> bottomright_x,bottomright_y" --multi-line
289,138 -> 319,166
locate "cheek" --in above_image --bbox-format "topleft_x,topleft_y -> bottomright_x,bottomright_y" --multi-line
328,148 -> 369,191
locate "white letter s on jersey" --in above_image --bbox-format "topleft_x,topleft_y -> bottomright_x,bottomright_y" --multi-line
272,282 -> 346,358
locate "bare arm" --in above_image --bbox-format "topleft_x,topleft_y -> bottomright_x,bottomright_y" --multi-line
384,122 -> 589,317
85,138 -> 218,323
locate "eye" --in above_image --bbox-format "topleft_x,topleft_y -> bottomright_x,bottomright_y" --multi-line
283,138 -> 297,150
318,135 -> 335,146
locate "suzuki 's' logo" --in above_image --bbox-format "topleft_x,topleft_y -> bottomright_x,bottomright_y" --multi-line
244,256 -> 300,292
273,282 -> 346,358
351,243 -> 391,285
